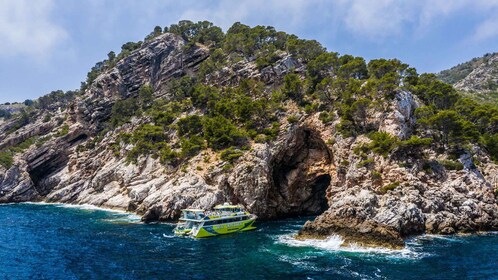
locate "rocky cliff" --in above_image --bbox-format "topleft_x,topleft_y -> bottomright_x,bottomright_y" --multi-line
1,22 -> 498,249
438,52 -> 498,103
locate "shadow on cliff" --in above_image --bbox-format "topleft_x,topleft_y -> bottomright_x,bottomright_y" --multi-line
260,126 -> 333,219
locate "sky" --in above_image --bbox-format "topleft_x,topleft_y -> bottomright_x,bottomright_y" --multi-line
1,0 -> 498,104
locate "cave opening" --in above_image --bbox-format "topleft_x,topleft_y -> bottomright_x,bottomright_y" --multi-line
266,127 -> 332,219
68,133 -> 88,146
27,152 -> 68,196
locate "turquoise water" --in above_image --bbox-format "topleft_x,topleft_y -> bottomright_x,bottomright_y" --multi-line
0,203 -> 497,279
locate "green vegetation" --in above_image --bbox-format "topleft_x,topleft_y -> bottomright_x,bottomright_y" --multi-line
287,115 -> 299,124
0,151 -> 13,169
381,182 -> 400,194
36,90 -> 78,110
396,136 -> 433,157
437,53 -> 497,84
439,159 -> 464,171
399,136 -> 433,148
371,171 -> 382,181
9,137 -> 36,154
0,136 -> 38,169
4,109 -> 32,135
220,147 -> 244,163
110,98 -> 140,128
368,132 -> 399,156
357,158 -> 374,168
0,108 -> 12,119
55,125 -> 70,137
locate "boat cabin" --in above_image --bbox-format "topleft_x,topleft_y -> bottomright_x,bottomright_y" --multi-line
213,203 -> 244,214
180,209 -> 205,221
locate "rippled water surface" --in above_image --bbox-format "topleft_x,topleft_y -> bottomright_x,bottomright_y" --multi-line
0,203 -> 497,279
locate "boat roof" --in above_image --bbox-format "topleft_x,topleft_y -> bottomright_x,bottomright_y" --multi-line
213,204 -> 242,209
181,209 -> 205,212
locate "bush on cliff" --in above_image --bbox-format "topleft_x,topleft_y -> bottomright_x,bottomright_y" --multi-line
0,151 -> 13,169
110,98 -> 140,128
368,132 -> 399,156
481,133 -> 498,162
0,109 -> 11,119
439,159 -> 464,171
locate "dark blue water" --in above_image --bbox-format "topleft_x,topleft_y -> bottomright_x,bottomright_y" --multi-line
0,203 -> 497,279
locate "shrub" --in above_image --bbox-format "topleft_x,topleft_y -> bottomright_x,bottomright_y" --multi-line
371,171 -> 382,181
304,103 -> 318,114
0,151 -> 13,169
177,115 -> 203,136
318,111 -> 334,124
287,115 -> 299,124
10,137 -> 36,154
159,145 -> 179,164
36,135 -> 52,147
43,114 -> 52,123
326,138 -> 335,145
0,109 -> 12,119
368,131 -> 399,156
340,160 -> 350,166
262,122 -> 280,140
481,133 -> 498,162
202,116 -> 246,150
220,147 -> 244,163
422,160 -> 436,173
110,98 -> 140,127
282,73 -> 304,103
56,125 -> 69,137
336,120 -> 356,138
357,158 -> 374,168
138,84 -> 154,109
381,182 -> 400,194
439,159 -> 464,171
125,124 -> 169,163
180,136 -> 205,158
254,134 -> 267,143
222,163 -> 234,171
399,136 -> 433,148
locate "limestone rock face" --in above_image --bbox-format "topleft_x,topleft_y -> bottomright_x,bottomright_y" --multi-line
78,33 -> 210,131
454,53 -> 498,93
379,90 -> 419,140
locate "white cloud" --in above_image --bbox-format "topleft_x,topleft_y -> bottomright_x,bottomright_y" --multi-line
331,0 -> 498,41
340,0 -> 414,39
0,0 -> 66,59
171,0 -> 321,32
473,17 -> 498,41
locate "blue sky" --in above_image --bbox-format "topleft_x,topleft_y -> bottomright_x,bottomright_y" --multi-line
1,0 -> 498,104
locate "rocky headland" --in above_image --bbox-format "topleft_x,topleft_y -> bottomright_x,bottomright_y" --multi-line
1,21 -> 497,249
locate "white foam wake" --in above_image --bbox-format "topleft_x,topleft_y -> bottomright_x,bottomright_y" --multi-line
18,202 -> 142,222
277,234 -> 424,259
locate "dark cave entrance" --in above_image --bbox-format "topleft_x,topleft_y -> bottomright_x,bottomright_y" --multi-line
265,127 -> 332,219
27,151 -> 68,196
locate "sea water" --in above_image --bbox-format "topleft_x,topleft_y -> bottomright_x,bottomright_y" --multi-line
0,203 -> 497,279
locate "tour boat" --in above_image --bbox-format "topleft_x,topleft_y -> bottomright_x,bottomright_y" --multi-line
173,203 -> 257,238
